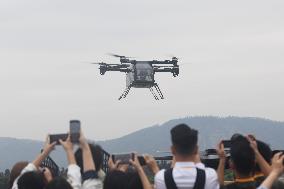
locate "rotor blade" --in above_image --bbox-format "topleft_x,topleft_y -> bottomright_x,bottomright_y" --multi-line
90,62 -> 104,65
107,53 -> 124,58
107,53 -> 135,59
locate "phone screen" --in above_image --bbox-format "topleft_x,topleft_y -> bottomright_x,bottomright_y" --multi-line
50,134 -> 68,145
70,120 -> 80,143
138,156 -> 146,166
222,140 -> 232,148
112,153 -> 134,164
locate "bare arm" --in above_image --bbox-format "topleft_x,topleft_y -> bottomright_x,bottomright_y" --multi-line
255,150 -> 272,176
60,134 -> 82,189
247,135 -> 272,176
33,135 -> 56,168
144,154 -> 160,175
130,154 -> 153,189
259,153 -> 284,189
79,132 -> 96,172
136,167 -> 153,189
216,141 -> 226,186
59,135 -> 76,165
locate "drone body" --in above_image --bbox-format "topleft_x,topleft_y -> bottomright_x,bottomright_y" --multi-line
93,54 -> 179,100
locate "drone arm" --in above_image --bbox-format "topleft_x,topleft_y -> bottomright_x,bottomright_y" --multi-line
150,60 -> 175,65
99,64 -> 130,75
153,66 -> 179,77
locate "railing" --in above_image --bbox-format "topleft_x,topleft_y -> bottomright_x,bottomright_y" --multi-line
41,149 -> 282,175
41,155 -> 60,177
101,149 -> 111,173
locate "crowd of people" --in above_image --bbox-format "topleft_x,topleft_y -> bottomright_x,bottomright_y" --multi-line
7,124 -> 284,189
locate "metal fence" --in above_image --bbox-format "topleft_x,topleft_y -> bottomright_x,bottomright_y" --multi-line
101,149 -> 111,173
41,155 -> 60,177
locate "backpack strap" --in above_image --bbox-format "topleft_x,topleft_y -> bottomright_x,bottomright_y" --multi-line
193,168 -> 206,189
164,168 -> 178,189
164,167 -> 206,189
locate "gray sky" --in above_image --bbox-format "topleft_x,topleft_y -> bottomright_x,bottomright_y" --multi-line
0,0 -> 283,141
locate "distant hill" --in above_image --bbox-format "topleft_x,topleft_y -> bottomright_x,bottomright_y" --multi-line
0,137 -> 66,172
0,116 -> 283,171
99,116 -> 284,155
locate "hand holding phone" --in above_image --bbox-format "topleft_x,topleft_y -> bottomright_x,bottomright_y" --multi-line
138,156 -> 146,166
112,153 -> 134,164
222,140 -> 232,148
49,134 -> 68,145
70,120 -> 81,143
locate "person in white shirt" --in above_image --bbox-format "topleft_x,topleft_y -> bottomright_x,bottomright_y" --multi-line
11,136 -> 57,189
154,124 -> 219,189
74,143 -> 106,182
12,130 -> 103,189
59,131 -> 103,189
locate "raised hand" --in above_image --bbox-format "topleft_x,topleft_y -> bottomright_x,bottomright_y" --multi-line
79,130 -> 89,150
131,154 -> 152,189
144,154 -> 160,174
259,152 -> 284,189
271,152 -> 284,176
59,134 -> 76,165
247,134 -> 272,176
42,167 -> 53,183
43,135 -> 56,155
216,141 -> 226,159
129,154 -> 142,171
247,134 -> 258,153
33,135 -> 56,168
108,156 -> 120,171
59,134 -> 73,152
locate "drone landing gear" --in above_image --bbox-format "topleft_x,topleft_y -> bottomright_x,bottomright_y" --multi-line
118,83 -> 164,100
154,83 -> 164,99
149,83 -> 164,100
149,87 -> 159,100
118,86 -> 131,100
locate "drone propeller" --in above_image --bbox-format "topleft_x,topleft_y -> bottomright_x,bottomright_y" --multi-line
107,53 -> 134,59
90,62 -> 118,66
108,53 -> 124,58
90,62 -> 105,65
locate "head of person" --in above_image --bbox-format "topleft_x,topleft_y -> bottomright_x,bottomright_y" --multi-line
255,140 -> 272,173
103,170 -> 143,189
45,177 -> 72,189
103,170 -> 128,189
170,124 -> 198,157
9,161 -> 29,189
126,171 -> 143,189
230,134 -> 255,177
17,171 -> 46,189
75,143 -> 103,173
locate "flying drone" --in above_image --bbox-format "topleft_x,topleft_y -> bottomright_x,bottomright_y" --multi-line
92,54 -> 179,100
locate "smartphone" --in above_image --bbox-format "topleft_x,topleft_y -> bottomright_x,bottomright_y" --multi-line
112,153 -> 134,164
222,140 -> 232,148
138,156 -> 146,166
70,120 -> 81,143
205,149 -> 217,155
49,134 -> 68,145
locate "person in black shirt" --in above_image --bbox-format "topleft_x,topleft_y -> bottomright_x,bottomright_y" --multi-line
225,135 -> 256,189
